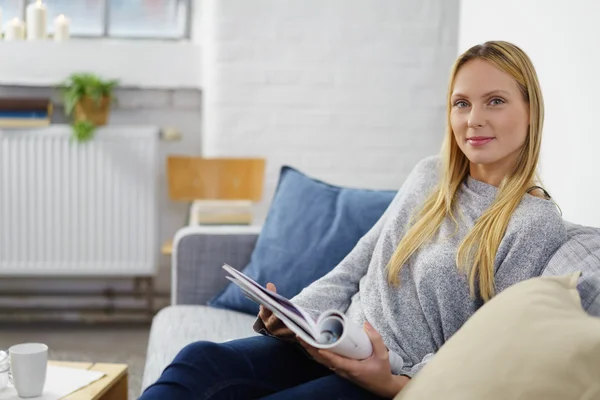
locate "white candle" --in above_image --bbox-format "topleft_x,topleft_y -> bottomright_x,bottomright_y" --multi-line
26,0 -> 47,40
53,14 -> 70,41
5,18 -> 25,41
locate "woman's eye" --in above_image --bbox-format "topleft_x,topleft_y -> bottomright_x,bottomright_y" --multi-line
454,100 -> 469,108
490,98 -> 505,106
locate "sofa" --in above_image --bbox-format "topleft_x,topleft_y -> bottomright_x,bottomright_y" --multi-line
140,220 -> 600,395
141,225 -> 263,393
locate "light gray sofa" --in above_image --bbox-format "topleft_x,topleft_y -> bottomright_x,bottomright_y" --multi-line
141,225 -> 263,393
140,222 -> 600,395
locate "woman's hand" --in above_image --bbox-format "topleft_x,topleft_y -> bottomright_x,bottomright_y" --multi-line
258,283 -> 296,342
298,322 -> 410,398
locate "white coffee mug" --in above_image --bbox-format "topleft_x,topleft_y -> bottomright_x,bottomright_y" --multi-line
9,343 -> 48,398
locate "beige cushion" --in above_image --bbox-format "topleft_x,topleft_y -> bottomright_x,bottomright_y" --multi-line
395,272 -> 600,400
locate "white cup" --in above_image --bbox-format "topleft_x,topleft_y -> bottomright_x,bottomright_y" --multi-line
9,343 -> 48,398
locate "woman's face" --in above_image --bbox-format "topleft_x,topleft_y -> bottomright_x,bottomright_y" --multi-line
450,59 -> 530,171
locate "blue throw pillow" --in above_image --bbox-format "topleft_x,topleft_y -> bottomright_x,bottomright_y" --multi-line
208,165 -> 397,315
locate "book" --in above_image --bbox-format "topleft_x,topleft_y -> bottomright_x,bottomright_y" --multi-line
0,111 -> 48,119
0,118 -> 50,128
0,97 -> 52,112
189,200 -> 254,226
192,200 -> 253,208
0,98 -> 53,129
194,213 -> 252,225
222,264 -> 405,370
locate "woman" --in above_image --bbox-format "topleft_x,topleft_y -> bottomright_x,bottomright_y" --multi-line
140,41 -> 567,399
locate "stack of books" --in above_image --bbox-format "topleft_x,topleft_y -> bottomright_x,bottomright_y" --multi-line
189,200 -> 254,226
0,97 -> 53,128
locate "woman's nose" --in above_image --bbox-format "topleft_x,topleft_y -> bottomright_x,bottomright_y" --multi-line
467,108 -> 485,128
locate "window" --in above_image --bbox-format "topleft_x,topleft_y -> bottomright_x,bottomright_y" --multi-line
0,0 -> 22,27
0,0 -> 191,39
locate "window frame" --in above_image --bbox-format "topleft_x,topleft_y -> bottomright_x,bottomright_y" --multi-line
20,0 -> 192,40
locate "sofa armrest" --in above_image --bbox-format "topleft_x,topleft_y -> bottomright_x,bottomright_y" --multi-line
171,225 -> 261,305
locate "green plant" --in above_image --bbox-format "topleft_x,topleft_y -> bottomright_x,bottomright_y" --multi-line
57,73 -> 119,142
59,73 -> 119,116
71,120 -> 96,143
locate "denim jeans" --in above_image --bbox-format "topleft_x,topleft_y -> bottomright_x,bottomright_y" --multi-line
139,335 -> 387,400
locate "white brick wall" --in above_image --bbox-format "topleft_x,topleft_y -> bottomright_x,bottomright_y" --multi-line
202,0 -> 460,222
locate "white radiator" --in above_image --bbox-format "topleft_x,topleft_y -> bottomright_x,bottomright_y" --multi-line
0,125 -> 159,277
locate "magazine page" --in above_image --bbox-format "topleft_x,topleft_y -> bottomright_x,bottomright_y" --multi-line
227,275 -> 320,342
313,310 -> 374,359
312,311 -> 404,369
222,265 -> 319,336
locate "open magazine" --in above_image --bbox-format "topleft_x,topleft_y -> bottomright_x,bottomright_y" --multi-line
222,264 -> 404,371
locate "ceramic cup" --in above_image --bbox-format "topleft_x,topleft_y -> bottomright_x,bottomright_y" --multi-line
8,343 -> 48,398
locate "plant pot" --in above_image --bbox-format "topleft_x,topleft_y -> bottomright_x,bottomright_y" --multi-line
74,96 -> 111,126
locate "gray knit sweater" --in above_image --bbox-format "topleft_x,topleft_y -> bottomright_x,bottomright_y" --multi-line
290,155 -> 567,377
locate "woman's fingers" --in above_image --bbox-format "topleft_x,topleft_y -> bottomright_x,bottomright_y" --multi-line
265,312 -> 285,333
266,282 -> 277,293
259,283 -> 277,325
259,304 -> 272,321
363,321 -> 389,361
268,319 -> 295,339
258,283 -> 297,342
259,282 -> 277,321
270,326 -> 295,341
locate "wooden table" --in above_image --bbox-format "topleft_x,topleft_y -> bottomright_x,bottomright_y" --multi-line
48,361 -> 128,400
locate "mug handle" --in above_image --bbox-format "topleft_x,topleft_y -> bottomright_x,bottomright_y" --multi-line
0,349 -> 11,385
6,357 -> 12,385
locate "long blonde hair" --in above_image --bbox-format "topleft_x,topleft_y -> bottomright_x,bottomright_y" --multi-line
386,41 -> 545,302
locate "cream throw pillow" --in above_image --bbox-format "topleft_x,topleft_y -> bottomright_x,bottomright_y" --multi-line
395,272 -> 600,400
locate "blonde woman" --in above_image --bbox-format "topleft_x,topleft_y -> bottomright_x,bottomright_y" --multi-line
141,41 -> 567,400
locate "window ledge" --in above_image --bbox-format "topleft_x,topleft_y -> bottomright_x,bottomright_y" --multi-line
0,39 -> 202,89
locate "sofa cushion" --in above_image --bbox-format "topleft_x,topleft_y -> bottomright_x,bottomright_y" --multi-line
542,222 -> 600,316
395,273 -> 600,400
208,165 -> 396,315
140,305 -> 257,392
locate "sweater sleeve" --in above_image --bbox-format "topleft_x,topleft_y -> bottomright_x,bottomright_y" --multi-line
494,202 -> 567,294
290,156 -> 439,317
400,353 -> 435,378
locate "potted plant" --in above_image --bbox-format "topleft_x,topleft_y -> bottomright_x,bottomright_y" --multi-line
58,73 -> 119,142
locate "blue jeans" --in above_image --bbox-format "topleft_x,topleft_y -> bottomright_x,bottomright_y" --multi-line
139,335 -> 387,400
